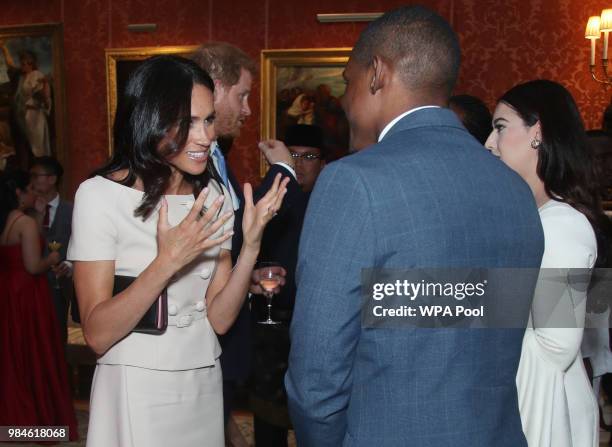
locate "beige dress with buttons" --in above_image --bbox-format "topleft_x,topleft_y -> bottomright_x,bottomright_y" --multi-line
67,176 -> 234,447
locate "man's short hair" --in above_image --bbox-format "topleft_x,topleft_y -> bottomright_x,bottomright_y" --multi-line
449,94 -> 492,145
352,5 -> 460,97
192,42 -> 256,86
31,156 -> 63,184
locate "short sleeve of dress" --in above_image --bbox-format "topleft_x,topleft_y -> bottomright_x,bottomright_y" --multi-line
67,177 -> 118,261
219,183 -> 235,252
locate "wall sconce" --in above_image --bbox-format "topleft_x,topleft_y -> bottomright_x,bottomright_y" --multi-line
586,9 -> 612,85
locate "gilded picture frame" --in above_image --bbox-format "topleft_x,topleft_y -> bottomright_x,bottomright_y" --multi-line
260,48 -> 352,177
105,45 -> 198,154
0,23 -> 66,172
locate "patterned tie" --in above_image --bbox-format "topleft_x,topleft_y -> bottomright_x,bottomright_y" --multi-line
212,147 -> 230,189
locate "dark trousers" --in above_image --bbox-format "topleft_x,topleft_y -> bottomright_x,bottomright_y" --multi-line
49,283 -> 68,344
254,415 -> 288,447
222,379 -> 236,426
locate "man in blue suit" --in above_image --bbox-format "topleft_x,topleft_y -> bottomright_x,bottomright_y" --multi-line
285,6 -> 544,446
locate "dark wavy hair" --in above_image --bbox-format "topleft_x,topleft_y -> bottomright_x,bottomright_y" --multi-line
94,55 -> 219,219
0,170 -> 29,233
500,79 -> 612,265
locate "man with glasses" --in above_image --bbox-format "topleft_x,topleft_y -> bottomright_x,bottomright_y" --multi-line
249,124 -> 326,446
30,156 -> 72,343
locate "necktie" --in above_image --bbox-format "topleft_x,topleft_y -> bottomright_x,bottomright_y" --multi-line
43,204 -> 51,228
213,148 -> 230,189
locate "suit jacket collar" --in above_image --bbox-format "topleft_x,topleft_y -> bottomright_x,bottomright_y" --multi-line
226,166 -> 244,202
381,107 -> 465,141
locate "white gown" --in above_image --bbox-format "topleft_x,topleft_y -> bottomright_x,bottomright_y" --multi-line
67,176 -> 234,447
15,70 -> 51,157
516,200 -> 598,447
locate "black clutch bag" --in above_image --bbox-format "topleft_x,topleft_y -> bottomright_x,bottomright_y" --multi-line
71,275 -> 168,335
113,275 -> 168,335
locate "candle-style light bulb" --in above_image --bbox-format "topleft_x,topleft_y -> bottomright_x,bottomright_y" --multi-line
586,15 -> 602,65
600,9 -> 612,61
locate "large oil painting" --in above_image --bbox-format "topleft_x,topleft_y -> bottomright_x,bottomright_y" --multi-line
0,23 -> 65,172
260,48 -> 351,176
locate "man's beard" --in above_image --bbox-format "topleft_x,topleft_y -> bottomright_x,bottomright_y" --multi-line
215,113 -> 241,140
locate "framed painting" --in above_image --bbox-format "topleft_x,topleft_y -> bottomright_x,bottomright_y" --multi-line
0,23 -> 65,172
260,48 -> 352,176
105,45 -> 198,154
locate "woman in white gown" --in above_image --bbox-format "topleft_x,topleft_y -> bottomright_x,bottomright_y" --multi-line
67,56 -> 288,447
485,79 -> 612,447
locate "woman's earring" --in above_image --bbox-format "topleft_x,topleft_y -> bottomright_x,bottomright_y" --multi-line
530,138 -> 541,149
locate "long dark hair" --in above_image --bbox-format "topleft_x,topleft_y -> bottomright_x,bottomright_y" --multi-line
500,79 -> 612,265
0,170 -> 29,233
94,55 -> 219,219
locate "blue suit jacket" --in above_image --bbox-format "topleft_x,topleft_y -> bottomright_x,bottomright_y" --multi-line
285,108 -> 544,446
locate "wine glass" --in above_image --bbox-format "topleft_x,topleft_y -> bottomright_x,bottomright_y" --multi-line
48,240 -> 62,289
257,261 -> 282,325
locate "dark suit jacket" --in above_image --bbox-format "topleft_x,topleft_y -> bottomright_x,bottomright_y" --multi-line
286,108 -> 545,446
42,198 -> 73,341
219,163 -> 301,381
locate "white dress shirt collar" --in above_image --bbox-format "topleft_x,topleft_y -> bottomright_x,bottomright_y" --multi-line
378,105 -> 441,142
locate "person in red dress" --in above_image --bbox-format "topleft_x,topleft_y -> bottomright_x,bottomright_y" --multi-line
0,169 -> 78,440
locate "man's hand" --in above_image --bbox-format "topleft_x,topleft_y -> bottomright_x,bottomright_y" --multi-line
34,195 -> 47,214
52,260 -> 73,278
250,265 -> 287,295
258,140 -> 295,169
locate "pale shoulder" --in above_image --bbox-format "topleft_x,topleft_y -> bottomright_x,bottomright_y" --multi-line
12,211 -> 38,235
539,200 -> 597,268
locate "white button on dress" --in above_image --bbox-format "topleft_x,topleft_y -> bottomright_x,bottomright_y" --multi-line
168,304 -> 178,316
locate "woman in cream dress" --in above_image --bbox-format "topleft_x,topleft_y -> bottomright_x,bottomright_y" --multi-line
67,56 -> 288,447
486,80 -> 612,447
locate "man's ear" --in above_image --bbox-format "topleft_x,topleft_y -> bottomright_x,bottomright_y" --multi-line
369,55 -> 388,95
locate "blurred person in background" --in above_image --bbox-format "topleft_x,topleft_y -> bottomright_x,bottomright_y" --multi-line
0,169 -> 77,438
449,94 -> 492,145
